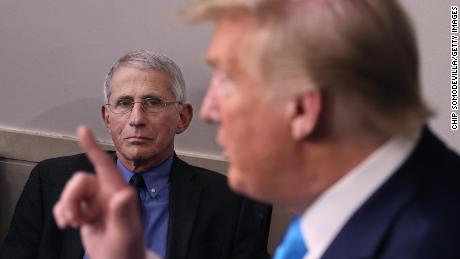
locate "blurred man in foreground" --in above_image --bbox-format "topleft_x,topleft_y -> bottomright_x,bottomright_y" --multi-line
52,0 -> 460,259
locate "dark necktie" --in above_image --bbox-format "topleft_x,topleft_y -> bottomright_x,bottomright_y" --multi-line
274,217 -> 308,259
129,174 -> 146,210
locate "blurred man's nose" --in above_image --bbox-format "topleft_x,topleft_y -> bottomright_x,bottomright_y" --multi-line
200,82 -> 221,123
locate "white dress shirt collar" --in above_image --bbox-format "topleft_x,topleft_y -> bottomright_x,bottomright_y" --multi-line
300,130 -> 421,259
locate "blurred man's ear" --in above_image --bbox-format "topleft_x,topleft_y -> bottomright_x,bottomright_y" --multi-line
290,90 -> 323,140
176,104 -> 193,134
101,105 -> 111,133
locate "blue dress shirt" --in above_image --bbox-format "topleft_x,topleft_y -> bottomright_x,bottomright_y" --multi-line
83,155 -> 173,259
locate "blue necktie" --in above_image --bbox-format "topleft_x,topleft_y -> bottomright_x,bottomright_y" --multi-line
274,217 -> 308,259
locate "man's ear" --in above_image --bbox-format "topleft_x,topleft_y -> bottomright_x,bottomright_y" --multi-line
101,105 -> 111,133
290,90 -> 323,140
176,104 -> 193,134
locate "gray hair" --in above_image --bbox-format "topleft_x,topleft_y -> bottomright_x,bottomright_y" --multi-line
103,50 -> 186,103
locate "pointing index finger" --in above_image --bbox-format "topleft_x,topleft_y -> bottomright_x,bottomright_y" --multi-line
77,126 -> 125,191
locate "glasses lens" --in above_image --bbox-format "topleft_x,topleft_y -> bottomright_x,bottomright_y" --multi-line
108,98 -> 175,114
142,98 -> 165,113
111,99 -> 133,114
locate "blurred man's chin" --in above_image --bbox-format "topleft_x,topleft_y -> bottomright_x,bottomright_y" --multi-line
228,168 -> 259,199
227,168 -> 245,193
228,167 -> 275,204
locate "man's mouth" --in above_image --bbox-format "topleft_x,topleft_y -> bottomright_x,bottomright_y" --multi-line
126,136 -> 152,140
125,136 -> 153,144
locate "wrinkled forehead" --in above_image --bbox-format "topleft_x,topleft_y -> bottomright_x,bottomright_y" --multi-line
113,69 -> 164,85
110,66 -> 174,99
112,64 -> 171,83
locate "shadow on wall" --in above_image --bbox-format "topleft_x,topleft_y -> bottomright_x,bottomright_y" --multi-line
24,98 -> 109,140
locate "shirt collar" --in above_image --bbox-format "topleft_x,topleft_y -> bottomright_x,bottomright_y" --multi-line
300,130 -> 421,259
117,155 -> 174,198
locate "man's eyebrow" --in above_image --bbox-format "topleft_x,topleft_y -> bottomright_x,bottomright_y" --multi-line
114,95 -> 133,100
205,54 -> 241,76
113,94 -> 164,100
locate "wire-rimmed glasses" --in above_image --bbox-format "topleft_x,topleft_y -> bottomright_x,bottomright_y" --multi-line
106,97 -> 180,115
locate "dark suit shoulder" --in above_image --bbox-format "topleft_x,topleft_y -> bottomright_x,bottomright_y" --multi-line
172,157 -> 228,187
323,129 -> 460,259
39,152 -> 88,163
28,153 -> 93,190
168,157 -> 271,259
0,153 -> 95,259
379,130 -> 460,258
35,151 -> 115,179
411,129 -> 460,199
37,153 -> 91,172
188,164 -> 228,185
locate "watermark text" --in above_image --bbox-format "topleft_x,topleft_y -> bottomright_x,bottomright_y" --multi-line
451,6 -> 458,130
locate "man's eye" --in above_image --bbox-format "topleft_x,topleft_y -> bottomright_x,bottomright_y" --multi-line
144,98 -> 163,107
116,99 -> 133,107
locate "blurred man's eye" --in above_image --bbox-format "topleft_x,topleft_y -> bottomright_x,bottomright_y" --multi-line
214,71 -> 236,95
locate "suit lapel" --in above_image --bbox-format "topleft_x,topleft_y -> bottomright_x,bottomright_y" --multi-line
321,128 -> 445,259
166,156 -> 202,259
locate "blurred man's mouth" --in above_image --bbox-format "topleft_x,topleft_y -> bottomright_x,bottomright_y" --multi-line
217,137 -> 229,158
221,148 -> 230,158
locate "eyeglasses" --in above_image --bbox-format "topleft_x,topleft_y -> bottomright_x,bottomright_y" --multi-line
106,97 -> 180,115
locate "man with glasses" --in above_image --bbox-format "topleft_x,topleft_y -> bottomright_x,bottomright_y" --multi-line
0,50 -> 270,259
51,0 -> 460,259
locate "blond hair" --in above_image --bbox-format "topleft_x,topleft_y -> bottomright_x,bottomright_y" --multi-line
186,0 -> 430,135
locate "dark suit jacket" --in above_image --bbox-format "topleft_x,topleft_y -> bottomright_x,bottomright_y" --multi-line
322,128 -> 460,259
0,153 -> 270,259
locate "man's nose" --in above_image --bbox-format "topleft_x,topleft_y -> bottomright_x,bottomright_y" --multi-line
129,102 -> 147,127
200,83 -> 220,123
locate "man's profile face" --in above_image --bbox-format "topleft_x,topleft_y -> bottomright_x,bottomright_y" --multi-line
102,65 -> 182,171
200,14 -> 303,204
